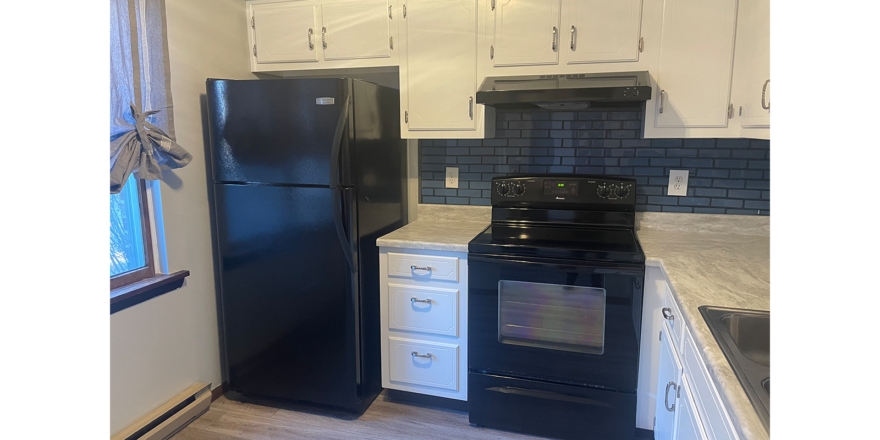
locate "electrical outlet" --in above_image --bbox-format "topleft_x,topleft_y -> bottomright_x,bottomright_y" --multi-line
445,167 -> 459,188
667,170 -> 689,196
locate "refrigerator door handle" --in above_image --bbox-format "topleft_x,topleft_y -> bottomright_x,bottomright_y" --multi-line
329,93 -> 352,190
332,187 -> 355,273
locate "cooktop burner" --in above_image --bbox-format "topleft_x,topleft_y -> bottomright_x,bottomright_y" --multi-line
468,175 -> 645,264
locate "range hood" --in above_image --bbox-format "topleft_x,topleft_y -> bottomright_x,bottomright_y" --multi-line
476,71 -> 651,110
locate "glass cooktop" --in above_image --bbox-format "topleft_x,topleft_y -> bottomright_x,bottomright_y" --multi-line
468,224 -> 645,264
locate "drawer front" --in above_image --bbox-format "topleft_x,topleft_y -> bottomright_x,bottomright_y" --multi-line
682,328 -> 738,440
388,337 -> 459,391
661,281 -> 684,349
387,252 -> 459,282
388,284 -> 459,337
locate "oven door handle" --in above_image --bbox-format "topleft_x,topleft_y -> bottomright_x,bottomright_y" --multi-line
468,254 -> 645,276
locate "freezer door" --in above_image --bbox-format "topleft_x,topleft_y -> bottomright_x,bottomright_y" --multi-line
206,78 -> 348,186
214,183 -> 361,409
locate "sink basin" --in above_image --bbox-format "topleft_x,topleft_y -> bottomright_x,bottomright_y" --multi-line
720,314 -> 770,367
699,306 -> 769,430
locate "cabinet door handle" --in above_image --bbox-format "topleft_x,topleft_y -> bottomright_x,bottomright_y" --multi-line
308,28 -> 314,50
469,97 -> 474,119
664,381 -> 678,412
761,79 -> 770,110
552,27 -> 558,51
411,298 -> 431,304
659,90 -> 666,113
411,351 -> 432,359
410,265 -> 431,272
322,27 -> 327,49
662,307 -> 675,322
389,4 -> 392,18
570,25 -> 576,50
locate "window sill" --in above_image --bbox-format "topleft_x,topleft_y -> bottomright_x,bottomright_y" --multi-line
110,270 -> 190,314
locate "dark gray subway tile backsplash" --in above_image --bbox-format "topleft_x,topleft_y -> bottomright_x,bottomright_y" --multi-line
419,107 -> 769,215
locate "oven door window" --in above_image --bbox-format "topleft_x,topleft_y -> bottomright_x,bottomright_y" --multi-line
498,280 -> 606,355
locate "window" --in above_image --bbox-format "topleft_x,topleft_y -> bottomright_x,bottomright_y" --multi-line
110,174 -> 154,289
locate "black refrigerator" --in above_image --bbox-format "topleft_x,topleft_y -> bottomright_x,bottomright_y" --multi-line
205,78 -> 407,413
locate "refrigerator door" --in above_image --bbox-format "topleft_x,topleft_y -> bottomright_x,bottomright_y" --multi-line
206,78 -> 349,186
348,80 -> 408,402
214,183 -> 361,409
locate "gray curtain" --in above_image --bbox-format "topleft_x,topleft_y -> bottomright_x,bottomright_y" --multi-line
110,0 -> 191,194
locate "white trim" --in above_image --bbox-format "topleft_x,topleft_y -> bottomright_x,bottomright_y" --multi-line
145,180 -> 169,274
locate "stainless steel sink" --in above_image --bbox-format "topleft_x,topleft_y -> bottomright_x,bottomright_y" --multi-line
699,306 -> 769,430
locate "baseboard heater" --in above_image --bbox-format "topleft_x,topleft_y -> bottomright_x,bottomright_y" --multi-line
112,382 -> 212,440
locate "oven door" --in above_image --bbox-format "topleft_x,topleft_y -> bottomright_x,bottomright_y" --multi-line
468,254 -> 644,392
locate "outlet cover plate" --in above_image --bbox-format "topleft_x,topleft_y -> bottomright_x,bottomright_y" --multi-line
668,170 -> 689,196
445,167 -> 459,188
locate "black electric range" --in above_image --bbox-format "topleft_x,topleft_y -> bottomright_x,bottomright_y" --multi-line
467,175 -> 646,440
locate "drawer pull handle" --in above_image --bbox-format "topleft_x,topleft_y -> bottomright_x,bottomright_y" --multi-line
410,265 -> 431,272
411,298 -> 431,304
411,351 -> 432,359
662,307 -> 675,321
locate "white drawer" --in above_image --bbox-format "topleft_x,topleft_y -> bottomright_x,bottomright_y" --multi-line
388,337 -> 459,391
661,281 -> 684,349
388,284 -> 459,337
682,327 -> 738,440
387,252 -> 459,282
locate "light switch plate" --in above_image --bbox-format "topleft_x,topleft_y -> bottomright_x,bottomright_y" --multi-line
667,170 -> 689,196
445,167 -> 459,188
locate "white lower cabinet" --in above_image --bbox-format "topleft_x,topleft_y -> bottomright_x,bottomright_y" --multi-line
676,376 -> 710,440
388,337 -> 459,391
640,263 -> 738,440
655,322 -> 681,440
380,247 -> 469,401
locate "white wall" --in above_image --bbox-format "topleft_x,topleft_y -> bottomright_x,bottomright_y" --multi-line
110,0 -> 255,434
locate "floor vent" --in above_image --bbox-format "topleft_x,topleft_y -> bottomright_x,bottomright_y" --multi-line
112,383 -> 212,440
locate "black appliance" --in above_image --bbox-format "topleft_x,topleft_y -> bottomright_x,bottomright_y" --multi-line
475,71 -> 651,110
205,78 -> 407,413
468,175 -> 645,440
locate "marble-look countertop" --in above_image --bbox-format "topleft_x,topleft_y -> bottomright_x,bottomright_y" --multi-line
375,220 -> 489,252
376,205 -> 490,252
637,228 -> 769,440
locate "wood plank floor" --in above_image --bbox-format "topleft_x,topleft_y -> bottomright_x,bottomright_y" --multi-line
172,392 -> 549,440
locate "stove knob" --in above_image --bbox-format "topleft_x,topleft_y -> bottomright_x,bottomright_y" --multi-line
498,183 -> 510,195
513,183 -> 525,195
616,185 -> 631,198
597,184 -> 611,198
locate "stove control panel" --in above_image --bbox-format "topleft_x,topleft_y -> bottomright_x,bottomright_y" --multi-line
492,175 -> 636,207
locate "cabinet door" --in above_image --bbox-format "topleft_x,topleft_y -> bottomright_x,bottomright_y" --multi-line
566,0 -> 642,64
321,0 -> 392,61
731,0 -> 770,128
252,2 -> 319,64
675,376 -> 710,440
493,0 -> 561,66
654,0 -> 737,128
403,0 -> 477,131
654,323 -> 681,440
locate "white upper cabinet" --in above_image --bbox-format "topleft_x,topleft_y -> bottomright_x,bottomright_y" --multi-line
491,0 -> 561,67
321,0 -> 392,61
731,0 -> 770,129
564,0 -> 643,64
653,0 -> 737,128
252,2 -> 319,64
401,0 -> 478,131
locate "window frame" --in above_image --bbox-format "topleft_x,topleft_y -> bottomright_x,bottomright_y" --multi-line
110,178 -> 156,290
